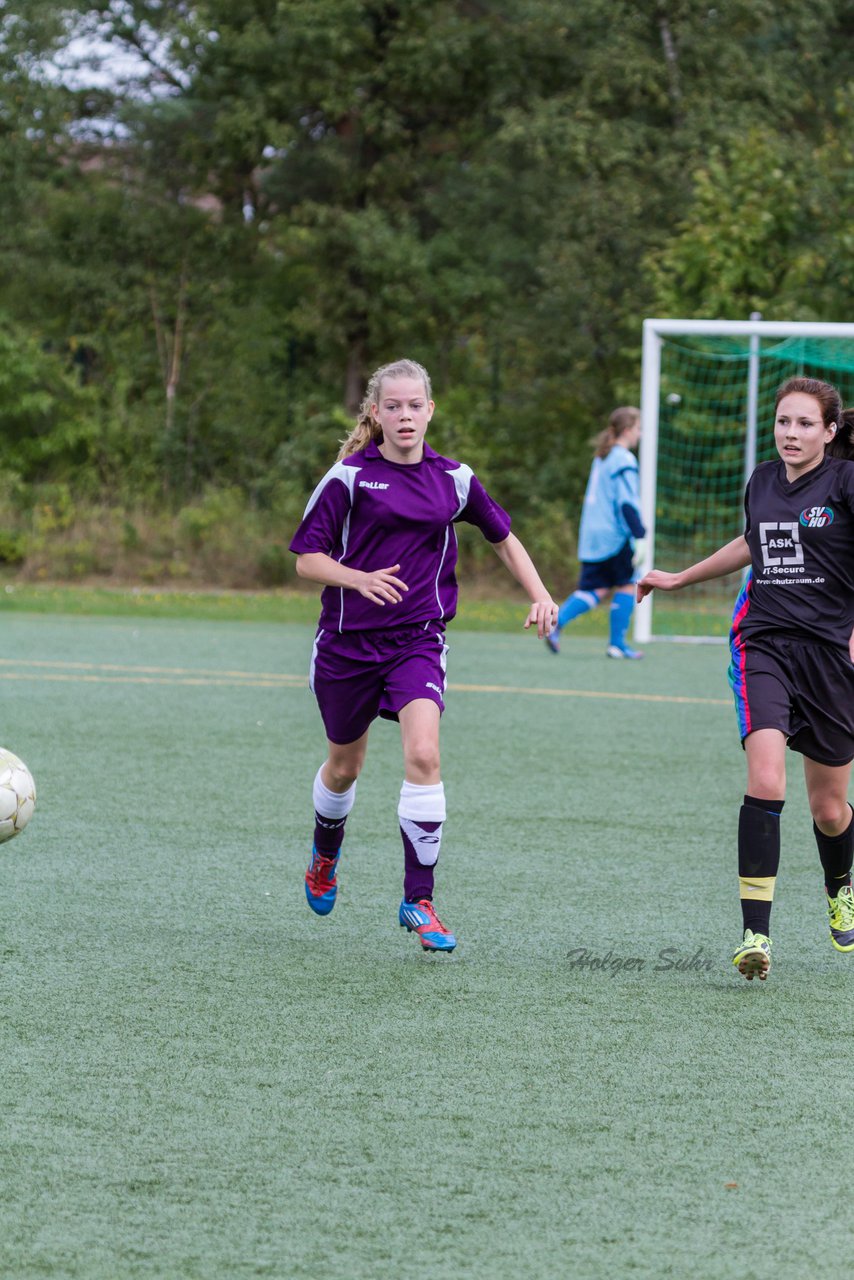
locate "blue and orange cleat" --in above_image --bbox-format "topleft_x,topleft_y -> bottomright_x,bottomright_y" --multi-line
399,898 -> 456,952
305,846 -> 341,916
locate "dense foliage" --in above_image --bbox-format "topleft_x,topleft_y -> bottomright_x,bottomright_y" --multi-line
0,0 -> 852,585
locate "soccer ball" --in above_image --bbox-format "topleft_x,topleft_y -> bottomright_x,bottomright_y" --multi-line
0,748 -> 36,843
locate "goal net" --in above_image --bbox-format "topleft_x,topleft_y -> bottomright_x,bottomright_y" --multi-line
634,319 -> 854,643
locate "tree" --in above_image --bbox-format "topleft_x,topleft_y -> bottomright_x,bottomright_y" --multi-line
0,0 -> 853,548
646,88 -> 854,321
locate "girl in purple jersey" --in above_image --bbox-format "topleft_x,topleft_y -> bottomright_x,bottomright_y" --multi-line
638,377 -> 854,982
290,358 -> 557,953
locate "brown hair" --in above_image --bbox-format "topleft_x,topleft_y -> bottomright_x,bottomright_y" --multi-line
775,376 -> 854,461
592,405 -> 641,459
337,359 -> 433,461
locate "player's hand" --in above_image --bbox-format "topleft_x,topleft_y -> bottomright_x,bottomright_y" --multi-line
849,627 -> 854,665
524,599 -> 559,639
636,569 -> 681,602
357,564 -> 408,606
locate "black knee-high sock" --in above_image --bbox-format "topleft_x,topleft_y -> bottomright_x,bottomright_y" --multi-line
815,805 -> 854,897
739,795 -> 784,936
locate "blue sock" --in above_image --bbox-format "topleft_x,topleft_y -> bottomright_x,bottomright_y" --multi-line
557,590 -> 599,632
609,592 -> 635,649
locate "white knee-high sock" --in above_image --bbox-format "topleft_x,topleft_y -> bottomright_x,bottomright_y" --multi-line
313,766 -> 356,855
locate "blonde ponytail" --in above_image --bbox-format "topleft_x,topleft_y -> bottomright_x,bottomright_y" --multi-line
337,358 -> 433,460
337,401 -> 381,461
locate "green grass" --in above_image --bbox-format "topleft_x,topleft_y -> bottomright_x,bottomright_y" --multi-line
0,610 -> 843,1278
0,580 -> 738,636
0,582 -> 325,624
0,581 -> 619,633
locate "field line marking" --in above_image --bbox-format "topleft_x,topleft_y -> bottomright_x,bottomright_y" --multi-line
0,657 -> 294,680
0,672 -> 302,688
451,682 -> 730,705
0,664 -> 729,705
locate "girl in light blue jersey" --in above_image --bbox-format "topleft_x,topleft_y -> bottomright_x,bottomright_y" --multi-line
546,406 -> 646,659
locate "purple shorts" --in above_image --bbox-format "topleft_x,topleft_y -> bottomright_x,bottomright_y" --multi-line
309,623 -> 448,745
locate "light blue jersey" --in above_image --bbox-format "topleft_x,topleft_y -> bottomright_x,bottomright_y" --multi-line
577,444 -> 642,563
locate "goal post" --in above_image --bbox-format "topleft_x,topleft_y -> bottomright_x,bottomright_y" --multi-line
634,318 -> 854,644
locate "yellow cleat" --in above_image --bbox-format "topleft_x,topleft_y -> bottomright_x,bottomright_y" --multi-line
826,885 -> 854,952
732,929 -> 772,981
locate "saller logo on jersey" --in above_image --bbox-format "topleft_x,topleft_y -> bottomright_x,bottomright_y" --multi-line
800,505 -> 834,528
359,481 -> 390,490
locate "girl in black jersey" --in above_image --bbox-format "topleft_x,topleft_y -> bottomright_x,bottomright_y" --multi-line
638,377 -> 854,982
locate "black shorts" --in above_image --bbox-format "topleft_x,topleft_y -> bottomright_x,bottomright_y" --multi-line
728,633 -> 854,766
578,542 -> 635,592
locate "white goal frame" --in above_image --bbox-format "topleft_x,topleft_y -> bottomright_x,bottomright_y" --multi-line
634,318 -> 854,643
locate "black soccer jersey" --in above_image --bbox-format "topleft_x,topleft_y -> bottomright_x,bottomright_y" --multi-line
733,455 -> 854,648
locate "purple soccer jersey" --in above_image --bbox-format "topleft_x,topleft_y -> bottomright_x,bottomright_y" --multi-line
289,440 -> 512,632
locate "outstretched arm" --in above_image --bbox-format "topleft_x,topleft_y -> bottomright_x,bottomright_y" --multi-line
636,535 -> 751,601
295,552 -> 408,607
490,533 -> 558,638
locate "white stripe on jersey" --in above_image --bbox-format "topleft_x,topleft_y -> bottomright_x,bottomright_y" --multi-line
428,463 -> 474,619
447,462 -> 475,516
434,528 -> 450,620
301,460 -> 360,517
300,461 -> 360,634
308,629 -> 323,692
337,508 -> 353,632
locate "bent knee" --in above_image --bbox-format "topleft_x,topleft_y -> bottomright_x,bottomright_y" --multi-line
403,743 -> 441,780
810,797 -> 851,832
325,754 -> 365,789
747,770 -> 786,800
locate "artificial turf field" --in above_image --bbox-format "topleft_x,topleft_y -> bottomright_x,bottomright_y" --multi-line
1,609 -> 850,1279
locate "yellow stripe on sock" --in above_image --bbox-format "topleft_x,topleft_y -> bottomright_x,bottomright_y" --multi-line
739,876 -> 777,903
